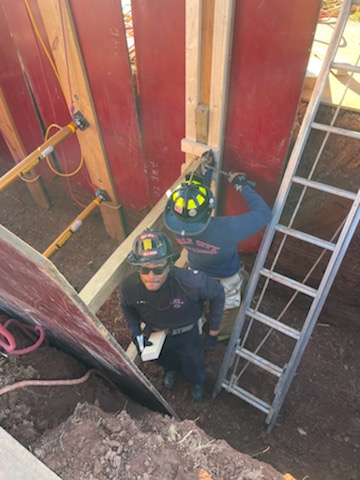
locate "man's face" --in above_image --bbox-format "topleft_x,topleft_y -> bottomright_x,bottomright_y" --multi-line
139,261 -> 169,291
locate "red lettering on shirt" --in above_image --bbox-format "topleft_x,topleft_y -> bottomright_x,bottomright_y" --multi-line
176,237 -> 220,255
176,238 -> 194,246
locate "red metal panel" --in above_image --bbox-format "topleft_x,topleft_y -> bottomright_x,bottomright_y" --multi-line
132,0 -> 186,205
69,0 -> 147,211
0,3 -> 47,176
222,0 -> 321,252
0,0 -> 88,189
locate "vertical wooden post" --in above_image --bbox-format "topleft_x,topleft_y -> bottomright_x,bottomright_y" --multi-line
195,0 -> 215,145
37,0 -> 126,240
182,0 -> 235,165
182,0 -> 235,211
184,0 -> 202,166
207,0 -> 236,169
0,87 -> 50,209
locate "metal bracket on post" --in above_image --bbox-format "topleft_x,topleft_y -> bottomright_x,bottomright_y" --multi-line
72,111 -> 90,131
95,189 -> 111,202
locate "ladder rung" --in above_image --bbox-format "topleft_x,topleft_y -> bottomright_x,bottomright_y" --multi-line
276,224 -> 336,251
260,268 -> 318,297
292,176 -> 357,200
235,347 -> 283,377
247,308 -> 301,340
331,62 -> 360,74
222,379 -> 271,414
312,122 -> 360,141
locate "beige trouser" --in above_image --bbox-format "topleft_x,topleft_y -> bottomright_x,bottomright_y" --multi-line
201,266 -> 249,336
216,266 -> 249,336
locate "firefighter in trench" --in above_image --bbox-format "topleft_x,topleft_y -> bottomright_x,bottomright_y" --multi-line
119,229 -> 225,402
163,150 -> 272,340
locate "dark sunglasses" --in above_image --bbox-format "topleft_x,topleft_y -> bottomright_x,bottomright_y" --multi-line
138,264 -> 168,275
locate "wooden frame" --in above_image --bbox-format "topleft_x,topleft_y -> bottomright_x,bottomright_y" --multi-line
37,0 -> 125,240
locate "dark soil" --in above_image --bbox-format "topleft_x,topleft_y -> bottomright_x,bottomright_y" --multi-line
1,167 -> 360,480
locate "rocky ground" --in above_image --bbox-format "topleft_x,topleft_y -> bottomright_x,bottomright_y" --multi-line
1,166 -> 360,480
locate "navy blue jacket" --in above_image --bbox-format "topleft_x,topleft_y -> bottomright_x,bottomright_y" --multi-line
175,176 -> 272,277
120,267 -> 225,337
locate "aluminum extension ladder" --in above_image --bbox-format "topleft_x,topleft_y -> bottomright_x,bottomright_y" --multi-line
214,0 -> 360,432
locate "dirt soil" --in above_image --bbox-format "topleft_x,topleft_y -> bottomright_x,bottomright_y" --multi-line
1,170 -> 360,480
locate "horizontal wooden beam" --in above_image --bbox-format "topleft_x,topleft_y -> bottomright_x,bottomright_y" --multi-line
181,138 -> 219,158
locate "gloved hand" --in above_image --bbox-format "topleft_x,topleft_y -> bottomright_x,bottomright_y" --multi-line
228,172 -> 248,192
200,150 -> 215,175
132,334 -> 153,356
203,333 -> 218,353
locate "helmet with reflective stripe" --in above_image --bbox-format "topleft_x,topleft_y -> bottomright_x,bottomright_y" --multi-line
127,229 -> 180,266
163,173 -> 215,236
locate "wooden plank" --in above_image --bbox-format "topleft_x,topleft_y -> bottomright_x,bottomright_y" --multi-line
0,225 -> 177,417
185,0 -> 202,145
184,0 -> 202,165
79,156 -> 201,313
207,0 -> 236,166
195,103 -> 210,144
37,0 -> 125,240
200,0 -> 215,106
181,138 -> 219,158
183,0 -> 234,172
0,87 -> 50,209
0,427 -> 61,480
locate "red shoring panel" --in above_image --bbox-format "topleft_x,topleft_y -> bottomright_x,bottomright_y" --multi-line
0,1 -> 90,189
0,4 -> 46,177
69,0 -> 147,211
222,0 -> 321,252
0,225 -> 176,416
131,0 -> 186,205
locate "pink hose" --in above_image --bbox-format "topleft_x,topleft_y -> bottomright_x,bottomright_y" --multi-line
0,315 -> 45,354
0,370 -> 93,396
0,323 -> 16,351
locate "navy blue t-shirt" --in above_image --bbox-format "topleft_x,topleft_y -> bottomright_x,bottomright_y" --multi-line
175,185 -> 272,278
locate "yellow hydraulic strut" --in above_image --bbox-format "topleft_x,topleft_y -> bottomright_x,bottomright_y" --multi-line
43,189 -> 108,259
0,111 -> 89,193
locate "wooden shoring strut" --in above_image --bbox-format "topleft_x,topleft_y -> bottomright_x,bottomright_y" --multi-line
0,111 -> 89,193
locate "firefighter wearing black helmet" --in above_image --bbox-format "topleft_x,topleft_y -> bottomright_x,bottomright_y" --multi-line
119,229 -> 225,402
164,150 -> 272,340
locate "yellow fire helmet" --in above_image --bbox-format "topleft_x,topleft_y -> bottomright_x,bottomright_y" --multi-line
164,174 -> 215,236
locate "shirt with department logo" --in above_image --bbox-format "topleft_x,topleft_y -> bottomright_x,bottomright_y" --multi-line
120,266 -> 225,337
175,185 -> 272,278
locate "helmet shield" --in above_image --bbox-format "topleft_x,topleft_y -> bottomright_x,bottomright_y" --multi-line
127,230 -> 179,266
164,176 -> 215,236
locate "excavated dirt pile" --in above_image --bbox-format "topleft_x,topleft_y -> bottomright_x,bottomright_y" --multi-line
34,403 -> 284,480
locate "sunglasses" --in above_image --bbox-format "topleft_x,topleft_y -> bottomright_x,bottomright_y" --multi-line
138,264 -> 168,275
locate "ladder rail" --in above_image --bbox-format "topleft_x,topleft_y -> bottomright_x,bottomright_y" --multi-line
227,213 -> 347,390
266,195 -> 360,430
